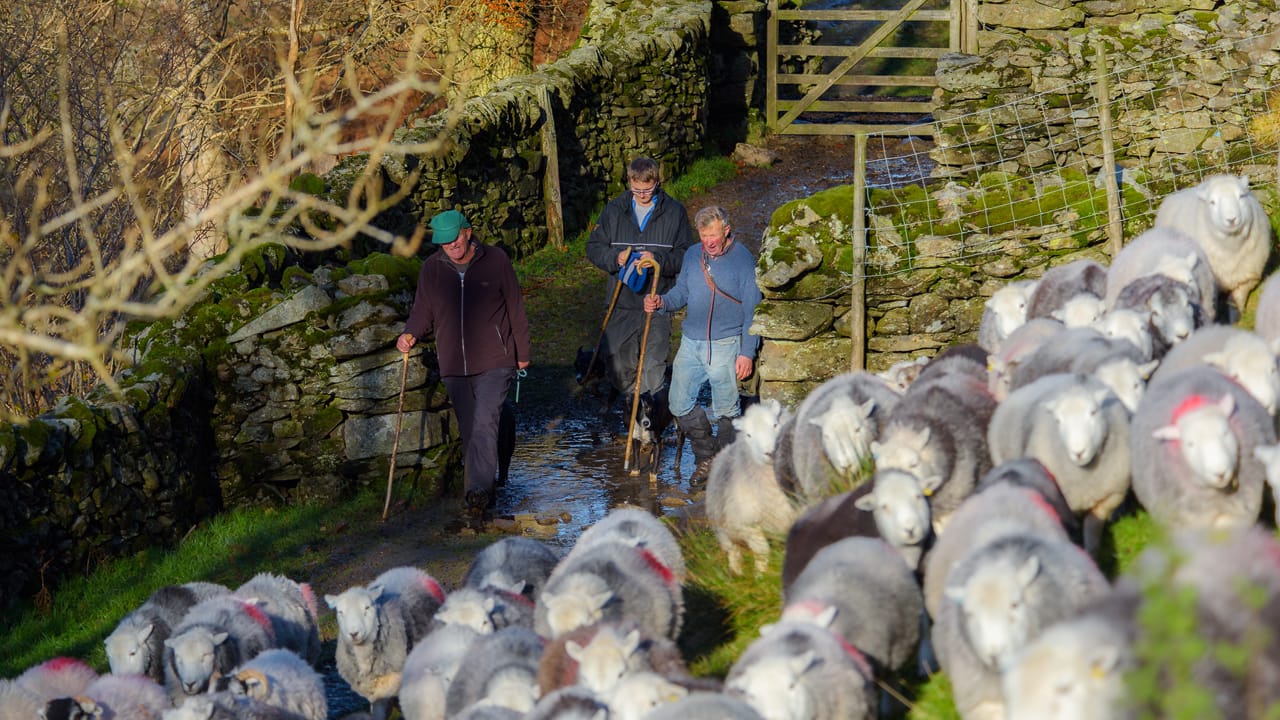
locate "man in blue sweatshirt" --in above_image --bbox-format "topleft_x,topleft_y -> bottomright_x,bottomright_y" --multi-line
644,205 -> 762,482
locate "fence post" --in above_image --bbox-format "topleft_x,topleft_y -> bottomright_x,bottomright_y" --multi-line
1095,39 -> 1123,259
537,85 -> 565,251
851,133 -> 867,372
766,0 -> 778,132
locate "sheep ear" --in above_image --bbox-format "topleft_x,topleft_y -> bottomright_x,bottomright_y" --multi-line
483,597 -> 498,612
813,605 -> 838,629
920,474 -> 944,496
1090,645 -> 1121,678
211,631 -> 229,646
1255,444 -> 1280,465
859,398 -> 877,418
1016,556 -> 1041,589
623,630 -> 642,654
869,440 -> 885,457
912,426 -> 932,447
1217,393 -> 1235,417
1139,360 -> 1159,379
139,623 -> 154,642
1152,424 -> 1181,441
565,640 -> 585,662
944,585 -> 966,604
790,650 -> 821,676
589,590 -> 612,611
854,492 -> 878,512
324,594 -> 339,609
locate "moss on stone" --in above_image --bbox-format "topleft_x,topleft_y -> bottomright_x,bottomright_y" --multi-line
16,420 -> 51,463
347,253 -> 422,293
58,398 -> 100,454
0,425 -> 17,470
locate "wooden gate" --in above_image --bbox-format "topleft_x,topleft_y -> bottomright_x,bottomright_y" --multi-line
765,0 -> 976,135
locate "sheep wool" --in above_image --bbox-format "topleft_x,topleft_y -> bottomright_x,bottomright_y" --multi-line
105,581 -> 231,683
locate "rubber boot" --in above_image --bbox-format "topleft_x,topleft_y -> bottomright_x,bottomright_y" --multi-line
716,416 -> 737,450
676,407 -> 718,484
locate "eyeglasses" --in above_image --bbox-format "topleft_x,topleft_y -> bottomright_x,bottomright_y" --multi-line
630,184 -> 658,198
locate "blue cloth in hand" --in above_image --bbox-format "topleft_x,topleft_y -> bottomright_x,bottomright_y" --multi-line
620,251 -> 651,293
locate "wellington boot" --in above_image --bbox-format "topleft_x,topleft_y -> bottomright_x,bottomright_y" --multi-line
716,416 -> 737,449
676,407 -> 718,484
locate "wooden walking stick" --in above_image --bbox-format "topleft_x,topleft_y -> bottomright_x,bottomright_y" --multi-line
581,246 -> 632,386
382,350 -> 411,521
624,257 -> 662,472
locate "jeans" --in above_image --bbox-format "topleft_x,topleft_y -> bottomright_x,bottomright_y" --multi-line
442,367 -> 515,497
668,336 -> 741,420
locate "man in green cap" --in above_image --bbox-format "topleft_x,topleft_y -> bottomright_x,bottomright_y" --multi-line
398,209 -> 531,520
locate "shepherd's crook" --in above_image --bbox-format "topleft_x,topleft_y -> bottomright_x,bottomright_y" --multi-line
624,257 -> 662,472
382,351 -> 411,521
581,246 -> 632,387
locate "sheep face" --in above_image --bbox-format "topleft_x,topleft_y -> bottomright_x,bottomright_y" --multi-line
735,399 -> 783,463
811,395 -> 875,475
1003,632 -> 1126,720
104,620 -> 153,676
1153,395 -> 1240,489
986,284 -> 1032,338
1046,386 -> 1109,466
607,671 -> 688,720
1051,295 -> 1105,328
564,628 -> 641,694
541,576 -> 611,639
728,652 -> 817,720
325,587 -> 379,645
1093,309 -> 1153,361
436,590 -> 498,634
164,628 -> 228,696
1148,286 -> 1196,347
479,666 -> 540,714
1205,340 -> 1280,416
948,555 -> 1040,670
1093,358 -> 1151,414
1198,175 -> 1255,236
855,469 -> 934,549
871,425 -> 935,479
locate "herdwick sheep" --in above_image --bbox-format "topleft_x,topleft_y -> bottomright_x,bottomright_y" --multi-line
1025,259 -> 1108,324
1105,225 -> 1217,318
971,457 -> 1080,542
1154,173 -> 1273,313
1093,307 -> 1156,361
216,648 -> 326,720
934,533 -> 1109,720
921,481 -> 1071,620
444,626 -> 546,718
462,537 -> 560,601
325,566 -> 447,720
707,399 -> 797,574
431,586 -> 535,635
1008,326 -> 1153,412
779,483 -> 878,589
642,692 -> 765,720
986,318 -> 1065,401
161,692 -> 304,720
45,673 -> 169,720
536,540 -> 683,641
535,618 -> 688,698
1131,366 -> 1276,530
397,623 -> 482,720
1254,270 -> 1280,348
854,468 -> 936,570
603,671 -> 689,720
234,573 -> 322,665
871,368 -> 996,533
105,581 -> 231,682
163,594 -> 277,705
785,371 -> 901,502
1149,324 -> 1280,416
781,536 -> 924,675
913,343 -> 989,387
726,620 -> 876,720
562,507 -> 686,585
875,355 -> 931,394
526,686 -> 610,720
978,279 -> 1038,352
0,657 -> 98,720
1112,273 -> 1207,359
988,372 -> 1132,553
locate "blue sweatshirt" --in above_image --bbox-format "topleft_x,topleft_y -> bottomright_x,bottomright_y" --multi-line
660,240 -> 763,358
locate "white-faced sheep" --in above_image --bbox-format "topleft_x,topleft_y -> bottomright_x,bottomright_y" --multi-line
603,671 -> 689,720
1093,307 -> 1156,361
535,537 -> 683,641
444,626 -> 546,718
784,371 -> 901,502
0,657 -> 98,720
561,507 -> 686,585
1025,259 -> 1108,323
160,692 -> 300,720
642,692 -> 765,720
462,537 -> 560,601
1254,270 -> 1280,348
726,620 -> 876,720
1008,326 -> 1153,412
934,533 -> 1109,720
163,594 -> 277,705
234,573 -> 321,665
978,279 -> 1038,352
324,566 -> 447,720
706,399 -> 796,574
1112,274 -> 1207,359
431,585 -> 535,635
986,318 -> 1065,401
215,648 -> 326,720
397,623 -> 482,720
535,618 -> 688,698
781,536 -> 923,675
1131,366 -> 1276,530
1154,173 -> 1273,313
875,355 -> 931,394
105,581 -> 230,682
526,686 -> 610,720
1148,324 -> 1280,416
1104,225 -> 1217,318
45,673 -> 169,720
853,468 -> 935,569
988,372 -> 1132,553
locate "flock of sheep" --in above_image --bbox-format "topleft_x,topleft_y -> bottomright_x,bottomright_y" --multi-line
5,170 -> 1280,720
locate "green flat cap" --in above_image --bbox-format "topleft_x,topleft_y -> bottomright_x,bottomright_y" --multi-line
430,209 -> 471,244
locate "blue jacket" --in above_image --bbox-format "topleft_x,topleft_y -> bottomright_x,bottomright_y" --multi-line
660,240 -> 762,358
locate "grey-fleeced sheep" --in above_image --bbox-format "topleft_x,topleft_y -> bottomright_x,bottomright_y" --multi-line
1008,326 -> 1154,412
44,673 -> 169,720
1148,324 -> 1280,415
785,371 -> 901,502
781,536 -> 923,674
780,483 -> 878,589
536,538 -> 683,641
603,671 -> 688,720
444,626 -> 546,718
215,648 -> 326,720
971,457 -> 1080,541
527,685 -> 610,720
1093,307 -> 1156,361
536,618 -> 689,698
1112,273 -> 1207,359
1025,259 -> 1108,324
854,467 -> 935,569
871,367 -> 996,533
0,657 -> 98,720
978,279 -> 1038,352
398,623 -> 482,720
1254,270 -> 1280,348
325,566 -> 447,720
1104,225 -> 1217,318
987,318 -> 1065,401
163,594 -> 278,705
988,372 -> 1132,552
921,481 -> 1071,620
642,692 -> 765,720
105,581 -> 231,682
933,532 -> 1109,720
726,620 -> 876,720
234,573 -> 322,665
563,507 -> 686,585
431,586 -> 536,635
160,692 -> 297,720
462,537 -> 560,601
875,355 -> 931,394
707,399 -> 797,574
1154,173 -> 1273,313
1131,365 -> 1276,530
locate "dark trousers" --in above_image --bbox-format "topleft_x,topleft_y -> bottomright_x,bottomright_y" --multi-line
443,367 -> 515,497
603,307 -> 671,398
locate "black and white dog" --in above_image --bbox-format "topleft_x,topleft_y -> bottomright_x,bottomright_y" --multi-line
628,387 -> 682,483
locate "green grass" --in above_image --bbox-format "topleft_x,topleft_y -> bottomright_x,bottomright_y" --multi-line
663,156 -> 741,203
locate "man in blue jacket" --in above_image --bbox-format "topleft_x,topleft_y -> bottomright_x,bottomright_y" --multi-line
586,157 -> 698,411
397,209 -> 531,519
644,205 -> 762,482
